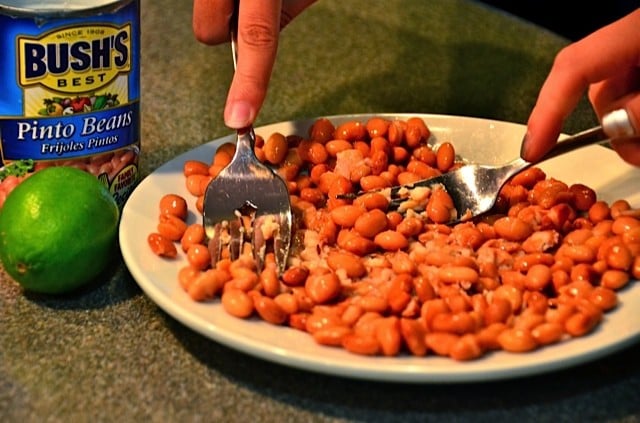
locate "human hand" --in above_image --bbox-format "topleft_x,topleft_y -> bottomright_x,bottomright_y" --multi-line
520,9 -> 640,166
193,0 -> 318,128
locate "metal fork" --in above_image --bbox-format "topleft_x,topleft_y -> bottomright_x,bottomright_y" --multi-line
343,126 -> 611,224
202,3 -> 292,274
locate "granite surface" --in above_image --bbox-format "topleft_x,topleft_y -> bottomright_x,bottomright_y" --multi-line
2,0 -> 639,422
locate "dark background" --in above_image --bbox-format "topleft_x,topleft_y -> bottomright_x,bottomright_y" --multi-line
478,1 -> 638,40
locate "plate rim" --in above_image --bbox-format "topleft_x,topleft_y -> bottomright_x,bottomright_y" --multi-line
120,113 -> 640,383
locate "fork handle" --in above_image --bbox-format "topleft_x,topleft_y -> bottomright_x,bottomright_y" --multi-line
539,125 -> 608,161
230,0 -> 240,70
504,125 -> 609,181
508,125 -> 609,170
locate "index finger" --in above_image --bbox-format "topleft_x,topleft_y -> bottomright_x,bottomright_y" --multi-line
224,0 -> 282,128
521,10 -> 640,162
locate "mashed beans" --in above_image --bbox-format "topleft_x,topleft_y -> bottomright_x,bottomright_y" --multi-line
148,116 -> 640,361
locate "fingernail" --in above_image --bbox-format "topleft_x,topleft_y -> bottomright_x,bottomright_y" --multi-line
225,100 -> 253,128
602,108 -> 636,138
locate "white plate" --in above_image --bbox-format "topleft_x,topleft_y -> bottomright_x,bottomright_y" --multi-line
119,113 -> 640,383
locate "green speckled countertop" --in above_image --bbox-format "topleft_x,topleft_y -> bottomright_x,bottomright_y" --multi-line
2,0 -> 639,422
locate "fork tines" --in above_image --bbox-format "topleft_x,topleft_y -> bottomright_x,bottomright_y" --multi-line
207,207 -> 290,274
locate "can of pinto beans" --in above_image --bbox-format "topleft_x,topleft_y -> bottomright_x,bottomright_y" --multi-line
0,0 -> 140,208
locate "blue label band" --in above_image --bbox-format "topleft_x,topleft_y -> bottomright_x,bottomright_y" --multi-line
0,101 -> 139,162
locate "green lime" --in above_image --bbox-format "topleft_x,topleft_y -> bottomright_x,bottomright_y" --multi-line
0,166 -> 120,294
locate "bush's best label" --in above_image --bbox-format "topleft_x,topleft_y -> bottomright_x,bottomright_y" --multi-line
18,24 -> 131,93
0,0 -> 140,208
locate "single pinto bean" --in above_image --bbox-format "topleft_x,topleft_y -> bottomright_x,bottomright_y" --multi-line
365,117 -> 391,138
405,117 -> 430,148
476,322 -> 507,350
588,286 -> 618,311
342,333 -> 380,356
510,167 -> 546,188
430,311 -> 476,335
186,244 -> 211,270
426,188 -> 455,223
188,269 -> 227,301
387,120 -> 405,146
374,230 -> 409,251
525,264 -> 552,291
386,275 -> 412,313
354,209 -> 388,238
610,199 -> 632,219
274,293 -> 299,315
359,175 -> 391,192
611,215 -> 640,235
300,187 -> 325,206
386,211 -> 403,230
260,263 -> 281,298
282,266 -> 310,287
396,171 -> 421,186
389,251 -> 417,275
326,251 -> 366,278
425,332 -> 459,356
492,285 -> 523,314
369,150 -> 389,176
305,271 -> 341,304
159,194 -> 188,219
181,223 -> 206,252
326,141 -> 357,158
340,304 -> 364,326
497,328 -> 538,352
375,317 -> 402,356
399,318 -> 428,356
309,117 -> 336,142
413,276 -> 436,302
513,252 -> 555,272
222,289 -> 254,318
437,266 -> 479,285
531,322 -> 564,345
569,183 -> 597,211
148,233 -> 177,258
157,214 -> 188,241
178,266 -> 199,291
588,201 -> 611,222
436,142 -> 455,172
449,334 -> 483,361
411,146 -> 437,167
337,230 -> 377,256
603,243 -> 633,271
493,216 -> 534,241
564,311 -> 599,337
407,160 -> 440,179
304,311 -> 344,334
313,326 -> 353,346
183,160 -> 210,177
354,312 -> 385,337
353,192 -> 390,211
264,132 -> 289,164
185,174 -> 211,197
396,216 -> 424,237
253,294 -> 288,325
484,296 -> 513,325
421,298 -> 450,330
600,269 -> 630,290
334,120 -> 367,141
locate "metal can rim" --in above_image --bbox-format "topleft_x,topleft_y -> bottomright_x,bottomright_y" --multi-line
0,0 -> 134,18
